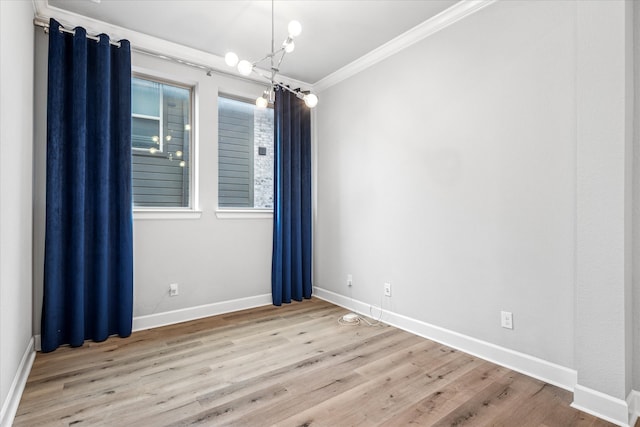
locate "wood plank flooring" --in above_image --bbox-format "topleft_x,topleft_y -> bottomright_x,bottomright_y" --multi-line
14,298 -> 615,426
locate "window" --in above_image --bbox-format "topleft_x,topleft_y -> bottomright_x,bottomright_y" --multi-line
132,77 -> 192,208
218,95 -> 274,209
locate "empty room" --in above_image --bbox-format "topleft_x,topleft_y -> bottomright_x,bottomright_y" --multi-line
1,0 -> 639,426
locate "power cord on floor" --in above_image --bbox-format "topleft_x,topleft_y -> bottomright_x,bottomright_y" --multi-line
338,295 -> 385,327
338,312 -> 361,326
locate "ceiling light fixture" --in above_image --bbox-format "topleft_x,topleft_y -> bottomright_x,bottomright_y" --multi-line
224,0 -> 318,109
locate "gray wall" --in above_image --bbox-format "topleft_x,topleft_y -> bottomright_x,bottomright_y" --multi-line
315,0 -> 635,401
131,55 -> 273,318
32,32 -> 274,334
574,0 -> 634,400
0,0 -> 34,422
22,0 -> 640,413
317,0 -> 576,367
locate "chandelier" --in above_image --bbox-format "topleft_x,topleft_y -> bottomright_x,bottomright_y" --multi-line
223,0 -> 318,109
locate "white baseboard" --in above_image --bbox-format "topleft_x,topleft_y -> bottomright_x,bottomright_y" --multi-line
132,293 -> 273,332
20,290 -> 637,427
0,337 -> 35,427
314,287 -> 577,392
627,390 -> 640,427
33,294 -> 273,350
315,286 -> 638,426
571,384 -> 630,427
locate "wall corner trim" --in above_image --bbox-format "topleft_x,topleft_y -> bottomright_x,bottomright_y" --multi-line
571,385 -> 631,427
132,293 -> 272,332
0,337 -> 35,427
312,0 -> 497,92
313,286 -> 576,391
626,390 -> 640,427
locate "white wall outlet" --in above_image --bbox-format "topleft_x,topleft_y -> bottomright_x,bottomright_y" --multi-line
169,283 -> 179,296
501,311 -> 513,329
384,282 -> 392,297
347,274 -> 353,287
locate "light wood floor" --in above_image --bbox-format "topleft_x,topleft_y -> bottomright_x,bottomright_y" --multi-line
15,298 -> 615,426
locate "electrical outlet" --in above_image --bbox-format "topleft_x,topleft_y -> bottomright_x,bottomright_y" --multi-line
501,311 -> 513,329
170,283 -> 179,296
347,274 -> 353,287
384,282 -> 392,297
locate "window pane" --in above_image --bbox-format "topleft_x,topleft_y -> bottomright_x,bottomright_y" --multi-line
163,84 -> 190,106
218,96 -> 274,209
132,77 -> 192,208
132,78 -> 160,117
132,116 -> 160,150
253,106 -> 274,209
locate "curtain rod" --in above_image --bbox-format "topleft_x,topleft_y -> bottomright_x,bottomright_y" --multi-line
32,17 -> 263,84
33,17 -> 121,47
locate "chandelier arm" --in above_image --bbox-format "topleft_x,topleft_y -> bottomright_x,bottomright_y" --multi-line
271,0 -> 275,81
225,0 -> 316,107
271,0 -> 275,55
260,47 -> 286,65
275,49 -> 288,70
252,69 -> 276,84
253,54 -> 273,67
252,47 -> 286,68
253,46 -> 283,63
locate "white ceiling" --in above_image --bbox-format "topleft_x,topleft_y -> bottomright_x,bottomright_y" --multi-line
46,0 -> 459,84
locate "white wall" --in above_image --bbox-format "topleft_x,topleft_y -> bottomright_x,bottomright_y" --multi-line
130,53 -> 274,319
574,0 -> 634,402
0,0 -> 35,424
32,34 -> 274,335
316,1 -> 636,420
22,0 -> 639,424
316,0 -> 576,367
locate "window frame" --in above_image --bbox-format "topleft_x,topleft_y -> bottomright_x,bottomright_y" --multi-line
132,70 -> 200,219
216,92 -> 274,218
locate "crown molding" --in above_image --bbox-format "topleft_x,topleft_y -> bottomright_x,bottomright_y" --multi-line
313,0 -> 497,92
32,0 -> 495,96
32,0 -> 312,90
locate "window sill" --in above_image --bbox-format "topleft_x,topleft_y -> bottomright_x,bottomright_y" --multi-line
134,209 -> 202,220
215,209 -> 273,220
